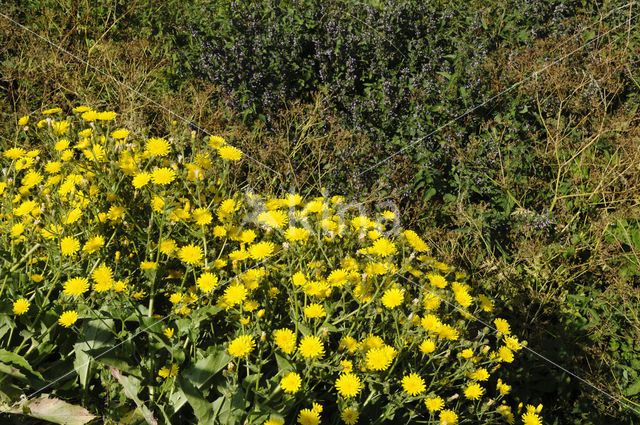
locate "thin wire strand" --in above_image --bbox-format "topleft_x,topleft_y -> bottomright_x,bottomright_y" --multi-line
25,251 -> 282,400
354,7 -> 640,178
0,12 -> 282,177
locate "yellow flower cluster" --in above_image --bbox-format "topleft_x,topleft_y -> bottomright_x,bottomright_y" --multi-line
0,107 -> 544,425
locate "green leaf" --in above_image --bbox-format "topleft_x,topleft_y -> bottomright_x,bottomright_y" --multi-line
624,378 -> 640,396
183,347 -> 231,389
177,375 -> 214,424
74,317 -> 114,389
109,367 -> 157,425
85,348 -> 142,378
0,397 -> 96,425
0,349 -> 45,382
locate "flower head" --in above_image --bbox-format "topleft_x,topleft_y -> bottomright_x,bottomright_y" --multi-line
196,272 -> 219,293
274,329 -> 297,354
13,298 -> 30,315
60,236 -> 80,256
298,335 -> 325,359
464,383 -> 485,400
217,145 -> 242,161
178,244 -> 203,265
335,373 -> 362,398
63,277 -> 90,296
280,371 -> 302,393
58,310 -> 78,327
401,373 -> 426,396
228,335 -> 255,357
381,287 -> 404,309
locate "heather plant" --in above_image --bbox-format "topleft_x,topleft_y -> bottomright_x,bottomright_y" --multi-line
0,107 -> 545,424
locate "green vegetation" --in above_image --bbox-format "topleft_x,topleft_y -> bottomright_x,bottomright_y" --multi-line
1,0 -> 639,424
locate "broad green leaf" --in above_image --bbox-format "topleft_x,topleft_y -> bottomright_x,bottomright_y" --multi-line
177,375 -> 214,424
85,347 -> 142,378
74,317 -> 114,389
0,349 -> 44,382
109,367 -> 157,425
183,347 -> 231,389
1,396 -> 95,425
624,378 -> 640,397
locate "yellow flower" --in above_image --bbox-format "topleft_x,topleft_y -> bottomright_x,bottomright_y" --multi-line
297,408 -> 320,425
439,409 -> 458,425
424,395 -> 444,412
145,138 -> 170,156
340,407 -> 358,425
365,345 -> 396,371
228,335 -> 255,357
280,371 -> 302,393
497,379 -> 511,395
217,145 -> 243,161
464,383 -> 485,400
91,264 -> 114,292
304,303 -> 326,319
132,172 -> 151,189
18,116 -> 29,126
478,294 -> 494,312
13,298 -> 30,315
63,277 -> 90,296
285,226 -> 310,242
335,373 -> 362,398
111,129 -> 130,139
419,338 -> 436,354
298,335 -> 325,359
163,327 -> 175,338
140,261 -> 157,270
196,272 -> 219,293
369,237 -> 396,257
208,135 -> 225,148
436,324 -> 459,341
83,235 -> 105,253
498,346 -> 514,363
274,329 -> 297,354
10,223 -> 25,238
44,161 -> 61,174
192,207 -> 213,226
14,200 -> 37,216
339,336 -> 358,354
158,364 -> 179,378
257,210 -> 287,228
107,205 -> 125,221
428,273 -> 448,288
52,139 -> 70,152
339,359 -> 353,373
401,373 -> 426,396
467,367 -> 490,381
42,107 -> 62,114
58,310 -> 78,327
460,348 -> 473,359
60,236 -> 80,256
178,244 -> 203,265
223,284 -> 248,307
4,147 -> 26,159
51,121 -> 70,135
494,318 -> 511,335
151,167 -> 176,185
21,170 -> 43,188
248,241 -> 275,260
96,111 -> 116,121
522,411 -> 543,425
421,314 -> 442,332
159,239 -> 177,255
381,287 -> 404,309
403,229 -> 429,252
